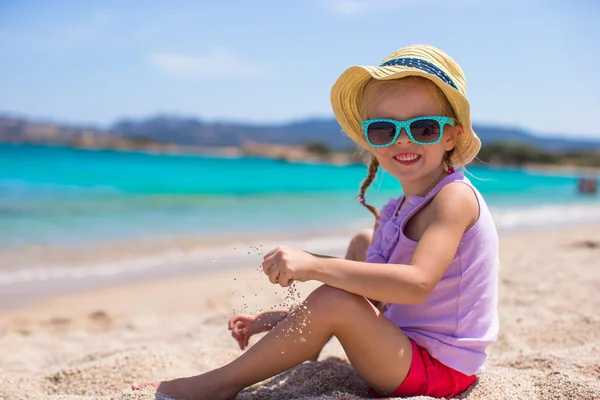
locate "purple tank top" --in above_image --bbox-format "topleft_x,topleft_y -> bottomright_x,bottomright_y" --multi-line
366,170 -> 499,375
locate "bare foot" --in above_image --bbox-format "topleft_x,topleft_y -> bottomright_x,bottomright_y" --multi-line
132,373 -> 239,400
132,381 -> 175,399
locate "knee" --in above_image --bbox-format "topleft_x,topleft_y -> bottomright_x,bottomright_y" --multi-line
353,228 -> 373,247
305,285 -> 365,316
347,228 -> 374,262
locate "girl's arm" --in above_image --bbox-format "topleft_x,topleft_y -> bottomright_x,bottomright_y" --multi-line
262,183 -> 479,304
306,184 -> 478,304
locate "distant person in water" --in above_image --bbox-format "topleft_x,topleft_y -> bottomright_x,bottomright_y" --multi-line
577,176 -> 597,195
132,44 -> 499,400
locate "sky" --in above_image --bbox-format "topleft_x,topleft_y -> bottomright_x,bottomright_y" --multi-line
1,0 -> 599,138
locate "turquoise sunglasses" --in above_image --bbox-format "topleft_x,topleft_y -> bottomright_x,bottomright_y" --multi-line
361,116 -> 455,147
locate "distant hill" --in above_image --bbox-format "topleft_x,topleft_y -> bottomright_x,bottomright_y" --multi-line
110,116 -> 353,149
1,113 -> 599,152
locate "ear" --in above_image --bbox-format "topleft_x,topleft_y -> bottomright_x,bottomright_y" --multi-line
444,125 -> 463,151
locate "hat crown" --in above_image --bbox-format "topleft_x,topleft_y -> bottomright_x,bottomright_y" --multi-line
381,44 -> 467,96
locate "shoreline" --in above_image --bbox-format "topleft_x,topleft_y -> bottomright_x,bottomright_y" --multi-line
1,220 -> 598,314
2,198 -> 599,268
0,229 -> 356,311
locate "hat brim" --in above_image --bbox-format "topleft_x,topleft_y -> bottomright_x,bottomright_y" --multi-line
331,65 -> 481,168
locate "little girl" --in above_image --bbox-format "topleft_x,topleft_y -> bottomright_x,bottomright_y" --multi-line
133,44 -> 499,399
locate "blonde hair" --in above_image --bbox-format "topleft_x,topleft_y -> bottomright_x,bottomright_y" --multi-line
357,77 -> 457,221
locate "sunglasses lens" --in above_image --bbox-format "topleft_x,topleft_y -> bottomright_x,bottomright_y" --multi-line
366,121 -> 397,145
409,119 -> 441,143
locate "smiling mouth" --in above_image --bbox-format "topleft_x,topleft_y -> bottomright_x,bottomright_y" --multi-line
393,154 -> 421,163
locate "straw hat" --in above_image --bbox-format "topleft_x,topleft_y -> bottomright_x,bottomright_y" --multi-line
331,44 -> 481,168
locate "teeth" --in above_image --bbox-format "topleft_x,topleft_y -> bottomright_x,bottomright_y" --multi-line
394,154 -> 420,162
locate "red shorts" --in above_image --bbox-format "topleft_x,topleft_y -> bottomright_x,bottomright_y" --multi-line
369,340 -> 477,398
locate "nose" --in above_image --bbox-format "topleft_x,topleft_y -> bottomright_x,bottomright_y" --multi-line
395,128 -> 412,144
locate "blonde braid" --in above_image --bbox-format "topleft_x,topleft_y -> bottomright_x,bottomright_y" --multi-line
357,155 -> 380,221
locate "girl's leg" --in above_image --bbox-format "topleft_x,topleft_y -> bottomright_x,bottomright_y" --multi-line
136,284 -> 412,400
344,228 -> 373,262
343,228 -> 384,311
305,227 -> 374,362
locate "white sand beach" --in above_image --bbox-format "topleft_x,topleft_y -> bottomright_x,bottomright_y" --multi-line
1,224 -> 599,400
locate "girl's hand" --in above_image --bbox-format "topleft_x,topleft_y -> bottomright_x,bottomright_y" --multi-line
227,311 -> 289,350
262,246 -> 319,287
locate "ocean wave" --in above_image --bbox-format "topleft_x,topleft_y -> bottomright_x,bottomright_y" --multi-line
0,235 -> 352,286
492,202 -> 600,231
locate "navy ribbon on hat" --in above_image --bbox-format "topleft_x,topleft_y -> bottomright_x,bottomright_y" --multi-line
380,57 -> 457,90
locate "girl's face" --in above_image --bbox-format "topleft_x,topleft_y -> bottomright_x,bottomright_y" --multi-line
365,83 -> 462,192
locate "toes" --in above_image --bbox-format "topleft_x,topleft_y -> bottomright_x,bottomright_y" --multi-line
132,381 -> 158,390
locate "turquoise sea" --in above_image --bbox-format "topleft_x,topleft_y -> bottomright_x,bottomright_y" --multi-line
1,143 -> 599,250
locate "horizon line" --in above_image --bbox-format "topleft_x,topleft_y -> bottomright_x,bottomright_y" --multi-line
1,110 -> 599,140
